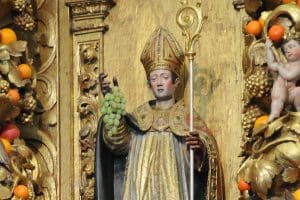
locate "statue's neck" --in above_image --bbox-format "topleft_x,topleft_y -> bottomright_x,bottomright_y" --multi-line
154,98 -> 175,110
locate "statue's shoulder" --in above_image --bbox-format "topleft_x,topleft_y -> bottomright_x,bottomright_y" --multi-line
131,101 -> 153,131
170,99 -> 212,136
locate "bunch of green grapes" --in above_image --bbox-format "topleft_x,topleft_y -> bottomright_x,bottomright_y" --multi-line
101,86 -> 126,136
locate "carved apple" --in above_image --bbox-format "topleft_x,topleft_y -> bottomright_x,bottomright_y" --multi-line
0,123 -> 20,142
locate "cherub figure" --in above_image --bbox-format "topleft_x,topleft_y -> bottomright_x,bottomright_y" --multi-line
266,37 -> 300,122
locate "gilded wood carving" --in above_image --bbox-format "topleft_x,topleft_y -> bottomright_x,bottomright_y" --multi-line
66,1 -> 115,199
236,1 -> 300,199
0,0 -> 57,199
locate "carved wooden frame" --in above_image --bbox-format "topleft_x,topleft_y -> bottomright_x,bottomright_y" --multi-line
65,1 -> 115,199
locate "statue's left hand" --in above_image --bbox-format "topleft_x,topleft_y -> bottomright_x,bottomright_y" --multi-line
185,131 -> 204,162
185,131 -> 202,150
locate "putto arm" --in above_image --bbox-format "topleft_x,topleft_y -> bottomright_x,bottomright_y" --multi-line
277,64 -> 300,81
103,118 -> 131,155
266,39 -> 283,71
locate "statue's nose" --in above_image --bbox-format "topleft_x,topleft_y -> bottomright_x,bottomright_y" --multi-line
156,77 -> 163,85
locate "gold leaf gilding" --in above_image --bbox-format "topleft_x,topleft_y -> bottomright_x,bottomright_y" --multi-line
251,159 -> 281,199
275,142 -> 300,183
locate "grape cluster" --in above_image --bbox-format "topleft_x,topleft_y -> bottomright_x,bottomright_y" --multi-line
101,86 -> 126,137
0,79 -> 9,94
242,105 -> 263,134
12,0 -> 27,12
19,111 -> 33,124
14,13 -> 35,31
245,67 -> 272,98
23,93 -> 37,111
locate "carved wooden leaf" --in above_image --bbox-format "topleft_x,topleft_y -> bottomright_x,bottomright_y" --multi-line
249,42 -> 266,66
237,158 -> 255,183
0,141 -> 9,168
264,118 -> 283,138
282,167 -> 299,183
275,142 -> 300,183
288,123 -> 300,135
0,185 -> 11,199
0,60 -> 9,74
0,49 -> 9,60
8,66 -> 31,87
276,142 -> 300,167
251,159 -> 281,199
79,126 -> 91,138
9,41 -> 27,56
277,17 -> 293,30
0,166 -> 8,181
286,113 -> 300,134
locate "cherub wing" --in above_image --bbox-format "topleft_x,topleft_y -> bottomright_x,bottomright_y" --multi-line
248,41 -> 267,66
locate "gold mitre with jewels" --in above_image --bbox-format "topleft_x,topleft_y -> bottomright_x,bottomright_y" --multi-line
140,27 -> 185,77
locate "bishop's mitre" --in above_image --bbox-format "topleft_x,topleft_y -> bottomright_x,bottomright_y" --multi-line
140,27 -> 185,77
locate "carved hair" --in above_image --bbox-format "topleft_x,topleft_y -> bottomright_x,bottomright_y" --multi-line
283,29 -> 300,44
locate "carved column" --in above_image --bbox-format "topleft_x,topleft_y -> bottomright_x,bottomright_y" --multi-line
66,1 -> 115,199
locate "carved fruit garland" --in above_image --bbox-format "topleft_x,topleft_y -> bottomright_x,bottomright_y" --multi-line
0,1 -> 41,198
235,1 -> 300,199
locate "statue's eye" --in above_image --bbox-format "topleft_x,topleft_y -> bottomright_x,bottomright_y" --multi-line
150,77 -> 157,82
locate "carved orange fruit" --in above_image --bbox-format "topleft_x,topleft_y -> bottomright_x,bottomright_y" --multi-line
245,20 -> 262,37
0,138 -> 11,154
0,28 -> 17,45
268,25 -> 285,42
282,0 -> 295,3
7,89 -> 20,103
18,64 -> 32,79
294,189 -> 300,200
254,115 -> 268,128
14,185 -> 29,200
238,178 -> 251,191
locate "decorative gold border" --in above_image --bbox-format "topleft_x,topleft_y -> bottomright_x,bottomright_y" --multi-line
66,1 -> 115,199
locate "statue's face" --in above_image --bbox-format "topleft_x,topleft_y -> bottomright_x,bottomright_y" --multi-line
283,39 -> 300,62
149,69 -> 179,101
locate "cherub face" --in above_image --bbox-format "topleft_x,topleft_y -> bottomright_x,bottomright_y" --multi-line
283,39 -> 300,62
149,69 -> 179,101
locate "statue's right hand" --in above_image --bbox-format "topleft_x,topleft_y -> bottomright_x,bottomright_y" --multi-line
99,73 -> 119,96
99,73 -> 111,96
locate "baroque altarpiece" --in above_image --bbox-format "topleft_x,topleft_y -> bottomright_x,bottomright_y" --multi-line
0,0 -> 300,199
